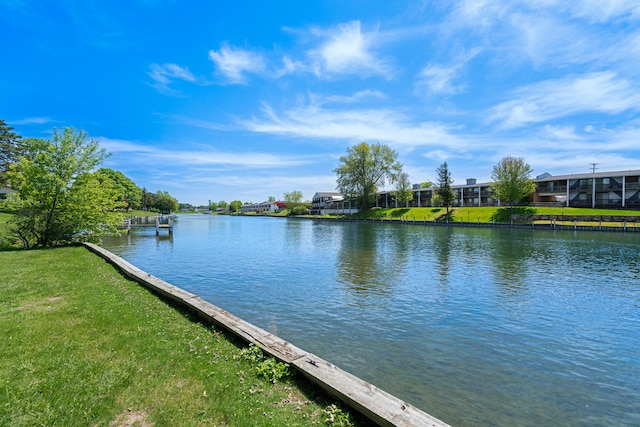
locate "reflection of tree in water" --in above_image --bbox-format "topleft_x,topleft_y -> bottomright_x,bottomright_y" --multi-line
432,227 -> 453,287
337,223 -> 410,302
489,230 -> 535,295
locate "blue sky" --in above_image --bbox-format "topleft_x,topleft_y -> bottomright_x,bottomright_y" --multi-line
2,1 -> 640,205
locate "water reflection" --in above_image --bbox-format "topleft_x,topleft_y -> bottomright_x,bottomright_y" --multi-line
432,227 -> 453,288
336,223 -> 390,298
489,229 -> 533,294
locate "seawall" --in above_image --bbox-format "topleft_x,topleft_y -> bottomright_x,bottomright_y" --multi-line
82,242 -> 449,427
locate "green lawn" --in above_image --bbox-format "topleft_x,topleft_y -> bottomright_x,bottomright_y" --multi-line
0,247 -> 360,427
349,206 -> 640,224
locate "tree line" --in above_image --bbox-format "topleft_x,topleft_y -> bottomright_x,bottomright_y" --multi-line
0,120 -> 179,248
334,141 -> 535,213
205,190 -> 308,215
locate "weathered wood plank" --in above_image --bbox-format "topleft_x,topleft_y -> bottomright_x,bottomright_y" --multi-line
82,242 -> 450,427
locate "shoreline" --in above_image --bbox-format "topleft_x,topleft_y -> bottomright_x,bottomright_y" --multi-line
83,242 -> 450,427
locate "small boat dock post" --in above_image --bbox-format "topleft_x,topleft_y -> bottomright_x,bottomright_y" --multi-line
155,215 -> 173,236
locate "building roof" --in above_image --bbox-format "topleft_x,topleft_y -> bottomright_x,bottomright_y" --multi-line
313,191 -> 343,198
535,169 -> 640,182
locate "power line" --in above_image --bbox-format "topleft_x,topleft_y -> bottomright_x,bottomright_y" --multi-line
590,163 -> 598,173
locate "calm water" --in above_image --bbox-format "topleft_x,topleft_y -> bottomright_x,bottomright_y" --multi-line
101,215 -> 640,426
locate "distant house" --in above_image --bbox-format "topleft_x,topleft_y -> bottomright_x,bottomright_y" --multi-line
240,201 -> 287,214
311,192 -> 358,215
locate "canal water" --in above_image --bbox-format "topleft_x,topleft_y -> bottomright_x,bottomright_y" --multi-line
100,215 -> 640,426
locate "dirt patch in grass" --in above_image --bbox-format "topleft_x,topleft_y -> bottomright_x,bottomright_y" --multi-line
110,410 -> 151,427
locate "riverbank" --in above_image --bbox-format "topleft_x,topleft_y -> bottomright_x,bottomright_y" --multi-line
0,246 -> 368,426
306,206 -> 640,233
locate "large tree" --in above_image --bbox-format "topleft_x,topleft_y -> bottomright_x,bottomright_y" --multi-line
7,127 -> 123,248
95,168 -> 142,210
0,119 -> 24,185
435,162 -> 455,214
229,200 -> 242,213
283,190 -> 307,215
153,190 -> 179,213
491,156 -> 536,207
394,171 -> 413,207
334,142 -> 403,210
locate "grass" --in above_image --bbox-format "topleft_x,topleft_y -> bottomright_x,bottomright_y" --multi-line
0,246 -> 361,427
345,206 -> 640,226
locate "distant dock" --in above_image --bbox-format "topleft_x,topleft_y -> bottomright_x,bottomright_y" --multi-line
121,216 -> 174,235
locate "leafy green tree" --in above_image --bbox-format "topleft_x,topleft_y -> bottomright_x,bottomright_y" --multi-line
141,188 -> 156,211
153,191 -> 178,213
491,156 -> 536,207
95,168 -> 142,210
267,195 -> 276,203
0,119 -> 24,185
218,200 -> 229,209
283,190 -> 306,214
394,171 -> 413,207
7,127 -> 123,248
229,200 -> 242,212
334,142 -> 402,210
420,181 -> 433,188
435,162 -> 455,215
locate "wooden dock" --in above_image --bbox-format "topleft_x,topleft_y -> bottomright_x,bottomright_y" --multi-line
122,216 -> 174,235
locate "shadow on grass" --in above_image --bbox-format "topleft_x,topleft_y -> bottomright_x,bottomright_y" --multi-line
360,207 -> 386,219
389,208 -> 410,218
491,207 -> 537,223
434,208 -> 455,222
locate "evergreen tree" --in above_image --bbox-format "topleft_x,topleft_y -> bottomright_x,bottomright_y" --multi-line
0,119 -> 24,185
435,162 -> 455,215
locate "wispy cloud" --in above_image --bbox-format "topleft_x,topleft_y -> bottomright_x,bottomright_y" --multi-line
208,43 -> 266,84
488,72 -> 640,128
148,63 -> 196,94
563,0 -> 640,22
415,64 -> 463,96
11,117 -> 56,125
239,96 -> 461,149
98,137 -> 312,168
414,48 -> 480,97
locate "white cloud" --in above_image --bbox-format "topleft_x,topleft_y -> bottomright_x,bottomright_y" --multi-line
98,137 -> 312,168
489,72 -> 640,128
208,43 -> 265,84
441,1 -> 636,72
308,21 -> 395,79
11,117 -> 56,125
319,90 -> 386,105
239,97 -> 462,149
563,0 -> 640,22
147,63 -> 196,94
415,62 -> 468,97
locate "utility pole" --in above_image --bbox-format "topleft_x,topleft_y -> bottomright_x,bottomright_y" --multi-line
589,164 -> 598,208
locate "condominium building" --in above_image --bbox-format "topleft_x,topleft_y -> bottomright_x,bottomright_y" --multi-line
534,170 -> 640,209
316,169 -> 640,211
